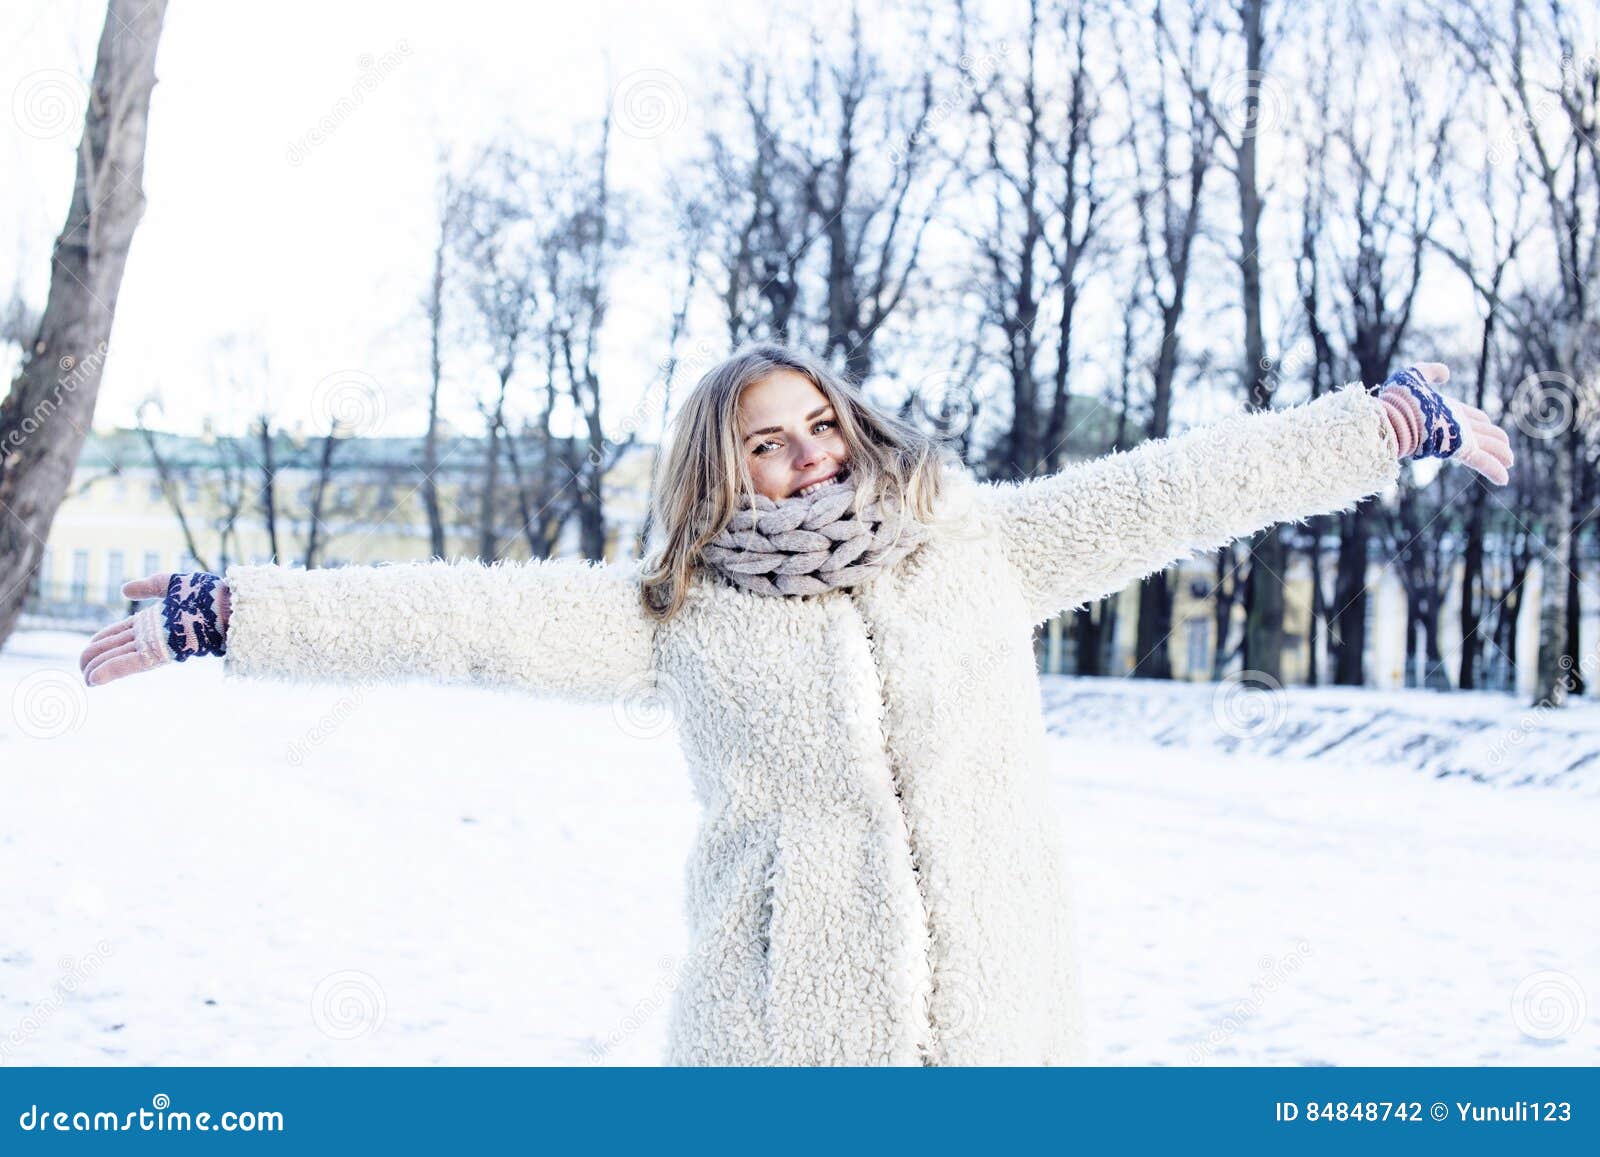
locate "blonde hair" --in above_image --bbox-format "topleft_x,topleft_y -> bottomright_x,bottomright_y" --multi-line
639,341 -> 957,622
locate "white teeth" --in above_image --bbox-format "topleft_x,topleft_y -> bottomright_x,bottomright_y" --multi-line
798,473 -> 839,497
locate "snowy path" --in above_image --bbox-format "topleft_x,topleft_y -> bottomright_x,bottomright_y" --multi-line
2,629 -> 1595,1066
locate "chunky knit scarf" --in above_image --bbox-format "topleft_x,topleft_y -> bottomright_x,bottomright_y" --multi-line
701,473 -> 932,597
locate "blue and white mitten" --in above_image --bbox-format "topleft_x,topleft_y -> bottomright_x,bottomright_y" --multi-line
1376,365 -> 1515,485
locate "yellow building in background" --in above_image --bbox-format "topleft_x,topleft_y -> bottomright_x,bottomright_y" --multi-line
27,421 -> 655,621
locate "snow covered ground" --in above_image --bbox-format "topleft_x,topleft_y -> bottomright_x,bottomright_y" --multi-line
2,628 -> 1595,1066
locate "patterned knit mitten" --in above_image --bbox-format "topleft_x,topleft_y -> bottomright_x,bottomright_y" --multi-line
81,571 -> 232,686
1376,365 -> 1515,485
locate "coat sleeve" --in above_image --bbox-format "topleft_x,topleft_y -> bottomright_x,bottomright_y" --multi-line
218,554 -> 657,705
974,381 -> 1402,626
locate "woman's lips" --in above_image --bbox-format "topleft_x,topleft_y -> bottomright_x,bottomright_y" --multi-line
795,466 -> 848,498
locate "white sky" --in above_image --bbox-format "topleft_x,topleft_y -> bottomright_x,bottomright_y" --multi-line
4,0 -> 851,440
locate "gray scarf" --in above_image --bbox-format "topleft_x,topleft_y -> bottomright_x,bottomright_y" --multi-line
700,473 -> 932,597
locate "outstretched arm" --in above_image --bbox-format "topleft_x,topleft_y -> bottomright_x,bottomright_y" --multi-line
83,556 -> 657,706
223,555 -> 656,703
975,380 -> 1402,627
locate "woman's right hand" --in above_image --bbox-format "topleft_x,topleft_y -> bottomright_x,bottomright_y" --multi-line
79,572 -> 231,687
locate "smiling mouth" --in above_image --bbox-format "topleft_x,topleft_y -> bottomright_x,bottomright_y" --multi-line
794,465 -> 849,498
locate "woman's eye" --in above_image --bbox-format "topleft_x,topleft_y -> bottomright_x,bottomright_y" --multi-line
751,420 -> 831,457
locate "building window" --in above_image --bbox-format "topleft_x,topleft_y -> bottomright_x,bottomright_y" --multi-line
149,481 -> 163,503
143,550 -> 161,577
71,550 -> 89,602
105,550 -> 125,603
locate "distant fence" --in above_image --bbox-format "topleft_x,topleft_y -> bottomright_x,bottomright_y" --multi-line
18,580 -> 133,632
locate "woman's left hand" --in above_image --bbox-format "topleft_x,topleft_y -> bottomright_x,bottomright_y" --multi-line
1378,362 -> 1516,486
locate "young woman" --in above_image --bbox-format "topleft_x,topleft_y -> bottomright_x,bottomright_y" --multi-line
78,345 -> 1512,1066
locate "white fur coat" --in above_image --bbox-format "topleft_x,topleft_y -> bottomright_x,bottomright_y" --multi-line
221,382 -> 1401,1065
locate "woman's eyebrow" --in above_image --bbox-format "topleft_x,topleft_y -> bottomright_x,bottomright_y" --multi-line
743,404 -> 833,442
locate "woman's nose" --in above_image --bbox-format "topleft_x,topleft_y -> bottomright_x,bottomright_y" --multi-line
793,438 -> 827,468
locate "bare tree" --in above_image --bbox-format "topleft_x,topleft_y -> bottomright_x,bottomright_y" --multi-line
693,58 -> 821,347
1437,0 -> 1600,707
421,161 -> 471,560
454,143 -> 544,562
966,0 -> 1108,482
0,0 -> 169,646
1429,146 -> 1536,689
794,4 -> 952,382
640,177 -> 713,555
133,399 -> 210,573
1120,0 -> 1220,679
1296,9 -> 1450,685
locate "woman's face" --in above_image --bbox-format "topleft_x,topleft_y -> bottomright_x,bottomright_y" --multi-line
737,370 -> 852,500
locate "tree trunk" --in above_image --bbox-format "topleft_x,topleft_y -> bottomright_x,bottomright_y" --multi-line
1332,506 -> 1372,685
0,0 -> 168,645
1236,0 -> 1285,684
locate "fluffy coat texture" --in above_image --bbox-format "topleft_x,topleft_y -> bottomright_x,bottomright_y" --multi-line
221,382 -> 1401,1066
